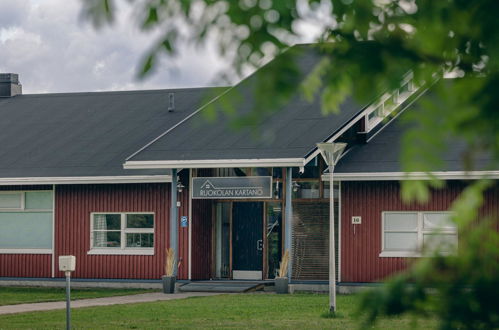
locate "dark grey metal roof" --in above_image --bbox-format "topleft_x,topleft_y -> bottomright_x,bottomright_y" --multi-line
128,45 -> 367,163
336,100 -> 494,174
0,87 -> 223,178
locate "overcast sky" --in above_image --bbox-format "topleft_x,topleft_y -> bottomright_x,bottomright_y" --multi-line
0,1 -> 230,94
0,1 -> 327,94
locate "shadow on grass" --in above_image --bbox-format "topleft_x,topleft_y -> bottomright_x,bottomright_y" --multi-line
320,310 -> 344,319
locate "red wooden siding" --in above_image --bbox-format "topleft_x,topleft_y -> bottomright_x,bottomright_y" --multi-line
341,181 -> 499,282
55,183 -> 189,280
191,199 -> 212,280
0,254 -> 51,277
0,186 -> 52,278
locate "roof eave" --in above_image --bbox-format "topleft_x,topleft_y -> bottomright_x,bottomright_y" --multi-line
124,158 -> 306,169
322,171 -> 499,181
0,175 -> 172,185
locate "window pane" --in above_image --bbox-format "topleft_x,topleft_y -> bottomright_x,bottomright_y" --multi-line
423,234 -> 458,253
323,182 -> 339,199
385,213 -> 418,231
25,191 -> 53,210
93,231 -> 121,248
126,214 -> 154,229
293,181 -> 320,199
423,213 -> 456,230
384,232 -> 418,251
0,193 -> 22,209
0,212 -> 52,249
126,233 -> 154,248
254,168 -> 271,176
93,214 -> 121,230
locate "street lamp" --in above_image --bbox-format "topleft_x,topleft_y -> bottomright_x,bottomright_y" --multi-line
317,142 -> 347,314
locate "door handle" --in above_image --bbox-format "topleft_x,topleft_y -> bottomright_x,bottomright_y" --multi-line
257,239 -> 263,251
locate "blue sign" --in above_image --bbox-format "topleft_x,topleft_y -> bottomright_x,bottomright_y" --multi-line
180,216 -> 188,228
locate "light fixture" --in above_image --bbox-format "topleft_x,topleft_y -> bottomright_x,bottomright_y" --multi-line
292,181 -> 300,193
176,181 -> 185,193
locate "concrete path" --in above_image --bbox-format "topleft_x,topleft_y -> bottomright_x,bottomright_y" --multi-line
0,292 -> 222,315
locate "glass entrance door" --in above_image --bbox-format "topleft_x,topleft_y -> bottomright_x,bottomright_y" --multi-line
215,203 -> 231,278
214,201 -> 282,280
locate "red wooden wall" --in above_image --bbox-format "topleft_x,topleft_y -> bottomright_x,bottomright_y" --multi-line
54,183 -> 190,280
0,186 -> 52,278
191,199 -> 213,280
340,181 -> 499,283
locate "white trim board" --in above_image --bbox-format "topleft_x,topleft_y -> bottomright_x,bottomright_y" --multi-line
0,249 -> 52,254
0,175 -> 171,185
124,158 -> 305,169
322,171 -> 499,181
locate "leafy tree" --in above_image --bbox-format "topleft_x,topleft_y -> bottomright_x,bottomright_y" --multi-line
82,0 -> 498,328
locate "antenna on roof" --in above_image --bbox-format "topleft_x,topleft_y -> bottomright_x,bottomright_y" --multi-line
168,93 -> 175,112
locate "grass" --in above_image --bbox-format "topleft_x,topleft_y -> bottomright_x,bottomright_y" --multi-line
0,286 -> 154,306
0,293 -> 437,329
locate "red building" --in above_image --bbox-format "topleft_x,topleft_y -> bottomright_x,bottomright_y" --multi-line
0,47 -> 496,286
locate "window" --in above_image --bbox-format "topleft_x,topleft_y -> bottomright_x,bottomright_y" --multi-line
0,191 -> 53,253
380,212 -> 457,257
89,213 -> 154,255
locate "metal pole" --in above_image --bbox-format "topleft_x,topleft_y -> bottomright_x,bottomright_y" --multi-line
329,162 -> 336,313
65,271 -> 71,330
170,168 -> 178,276
285,167 -> 293,278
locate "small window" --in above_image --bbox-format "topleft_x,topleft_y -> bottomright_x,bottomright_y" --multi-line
381,212 -> 457,257
0,193 -> 22,209
90,213 -> 154,254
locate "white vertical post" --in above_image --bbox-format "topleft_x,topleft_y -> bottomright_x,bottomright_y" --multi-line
316,142 -> 346,314
170,168 -> 178,276
188,168 -> 193,280
329,162 -> 336,312
285,167 -> 293,278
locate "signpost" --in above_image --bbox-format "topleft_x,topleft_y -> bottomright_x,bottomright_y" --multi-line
192,177 -> 272,199
59,255 -> 76,330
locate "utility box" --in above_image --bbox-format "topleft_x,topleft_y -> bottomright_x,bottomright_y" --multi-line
59,256 -> 76,272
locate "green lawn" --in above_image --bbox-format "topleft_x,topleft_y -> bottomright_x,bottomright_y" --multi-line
0,293 -> 437,329
0,286 -> 154,306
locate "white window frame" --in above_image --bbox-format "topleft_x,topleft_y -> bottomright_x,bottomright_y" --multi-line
0,190 -> 54,254
0,191 -> 24,210
88,212 -> 155,255
380,211 -> 457,258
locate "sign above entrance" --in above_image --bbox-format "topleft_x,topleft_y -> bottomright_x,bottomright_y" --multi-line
192,177 -> 272,199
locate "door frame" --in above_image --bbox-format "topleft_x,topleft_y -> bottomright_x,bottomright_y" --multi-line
211,200 -> 268,279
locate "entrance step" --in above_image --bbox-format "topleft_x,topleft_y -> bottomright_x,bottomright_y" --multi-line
179,281 -> 273,293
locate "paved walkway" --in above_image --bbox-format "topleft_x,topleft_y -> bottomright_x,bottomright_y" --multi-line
0,292 -> 222,315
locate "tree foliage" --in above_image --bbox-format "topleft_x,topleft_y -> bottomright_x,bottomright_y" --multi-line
82,0 -> 499,327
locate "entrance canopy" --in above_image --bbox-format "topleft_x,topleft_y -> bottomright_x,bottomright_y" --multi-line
124,45 -> 365,170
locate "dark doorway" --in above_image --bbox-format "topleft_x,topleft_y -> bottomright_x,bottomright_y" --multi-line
232,202 -> 263,279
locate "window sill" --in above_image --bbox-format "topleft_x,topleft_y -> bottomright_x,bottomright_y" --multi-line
0,249 -> 52,254
379,251 -> 421,258
87,249 -> 154,256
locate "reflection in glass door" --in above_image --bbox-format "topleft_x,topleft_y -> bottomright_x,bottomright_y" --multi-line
215,203 -> 231,278
266,202 -> 282,279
